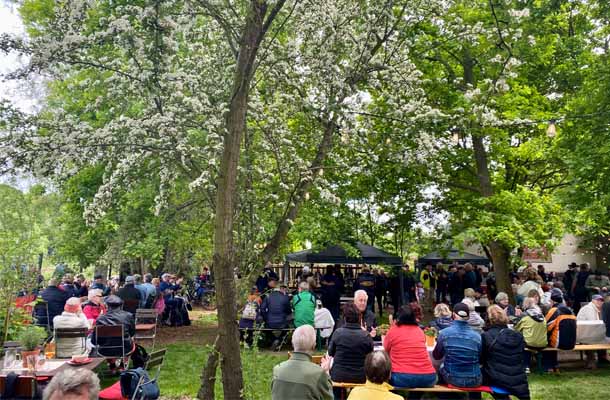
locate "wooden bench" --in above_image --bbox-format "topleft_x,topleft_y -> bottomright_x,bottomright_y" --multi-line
527,343 -> 610,372
332,382 -> 497,399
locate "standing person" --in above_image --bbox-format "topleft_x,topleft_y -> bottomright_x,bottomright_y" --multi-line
481,306 -> 530,400
403,265 -> 416,304
449,268 -> 464,306
74,274 -> 89,298
514,298 -> 547,373
537,265 -> 547,283
463,263 -> 477,290
355,266 -> 376,312
585,269 -> 610,297
562,263 -> 578,304
374,269 -> 388,317
572,264 -> 591,314
383,305 -> 437,389
132,274 -> 147,307
139,273 -> 157,308
320,265 -> 341,321
61,274 -> 78,298
475,267 -> 483,291
435,267 -> 449,304
239,287 -> 262,347
432,303 -> 482,388
576,294 -> 608,368
328,303 -> 374,397
293,281 -> 316,328
272,325 -> 333,400
517,268 -> 543,305
419,264 -> 433,311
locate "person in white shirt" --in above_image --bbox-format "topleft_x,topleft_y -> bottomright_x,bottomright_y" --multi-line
53,297 -> 90,358
314,300 -> 335,346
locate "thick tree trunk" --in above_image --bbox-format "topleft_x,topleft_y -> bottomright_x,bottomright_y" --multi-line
489,241 -> 514,303
201,2 -> 285,399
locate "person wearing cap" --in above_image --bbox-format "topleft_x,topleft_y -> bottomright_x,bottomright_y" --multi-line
53,297 -> 90,358
585,269 -> 610,298
577,294 -> 608,368
117,275 -> 142,315
543,291 -> 576,372
92,295 -> 135,361
260,278 -> 292,349
432,302 -> 482,388
91,274 -> 111,296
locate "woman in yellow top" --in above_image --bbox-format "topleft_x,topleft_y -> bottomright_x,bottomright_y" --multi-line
347,351 -> 402,400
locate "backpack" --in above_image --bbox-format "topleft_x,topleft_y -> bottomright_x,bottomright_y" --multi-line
242,299 -> 259,320
120,368 -> 160,400
131,344 -> 150,369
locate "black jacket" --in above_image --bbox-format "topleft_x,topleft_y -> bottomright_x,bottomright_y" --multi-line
336,309 -> 377,333
481,325 -> 530,399
40,286 -> 71,326
92,308 -> 135,356
355,273 -> 376,297
328,322 -> 373,383
260,290 -> 291,329
118,284 -> 142,314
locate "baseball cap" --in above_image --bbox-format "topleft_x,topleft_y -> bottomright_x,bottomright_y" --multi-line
453,303 -> 470,319
125,275 -> 135,284
592,294 -> 604,301
550,288 -> 563,303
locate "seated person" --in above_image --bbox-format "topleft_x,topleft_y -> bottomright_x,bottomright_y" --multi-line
91,295 -> 135,360
543,291 -> 576,372
117,275 -> 141,315
42,368 -> 100,400
429,303 -> 453,331
461,297 -> 485,333
53,297 -> 90,358
82,289 -> 106,328
39,279 -> 71,328
328,303 -> 373,398
347,351 -> 403,400
495,292 -> 519,318
514,297 -> 547,372
337,290 -> 377,337
260,278 -> 292,349
239,287 -> 262,347
271,325 -> 333,400
577,294 -> 608,368
481,305 -> 530,400
432,302 -> 482,388
384,304 -> 436,389
314,300 -> 335,347
293,281 -> 316,328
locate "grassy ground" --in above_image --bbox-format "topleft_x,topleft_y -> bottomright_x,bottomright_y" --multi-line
104,309 -> 610,400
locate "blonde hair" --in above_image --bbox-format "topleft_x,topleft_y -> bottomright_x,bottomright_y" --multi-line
522,297 -> 540,311
487,305 -> 509,325
434,303 -> 452,318
87,289 -> 103,302
464,288 -> 476,298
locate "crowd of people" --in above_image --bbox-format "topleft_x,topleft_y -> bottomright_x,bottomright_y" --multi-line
264,262 -> 610,400
31,270 -> 195,371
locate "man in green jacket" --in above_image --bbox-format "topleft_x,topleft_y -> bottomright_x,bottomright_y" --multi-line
272,325 -> 333,400
293,281 -> 316,328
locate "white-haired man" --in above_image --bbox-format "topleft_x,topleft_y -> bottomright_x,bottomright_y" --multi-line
271,325 -> 333,400
337,290 -> 377,337
43,368 -> 100,400
53,297 -> 90,358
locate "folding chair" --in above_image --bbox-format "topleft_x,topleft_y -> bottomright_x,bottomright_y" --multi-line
98,349 -> 167,400
134,309 -> 157,351
123,299 -> 140,315
54,327 -> 88,358
0,375 -> 37,399
95,325 -> 132,361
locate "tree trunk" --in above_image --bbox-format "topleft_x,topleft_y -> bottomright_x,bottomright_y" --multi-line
489,241 -> 514,303
202,2 -> 285,399
198,336 -> 219,400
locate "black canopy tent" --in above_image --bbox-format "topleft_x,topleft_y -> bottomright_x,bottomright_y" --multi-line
285,242 -> 403,266
417,249 -> 490,267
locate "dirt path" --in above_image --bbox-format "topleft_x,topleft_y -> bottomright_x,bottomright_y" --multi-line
155,307 -> 218,346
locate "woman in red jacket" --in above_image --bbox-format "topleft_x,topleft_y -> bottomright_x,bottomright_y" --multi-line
383,304 -> 437,389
